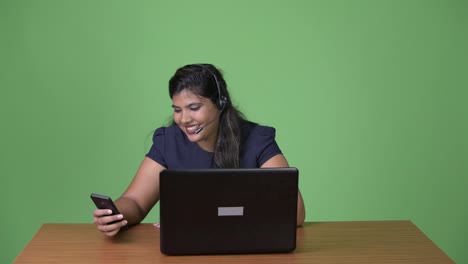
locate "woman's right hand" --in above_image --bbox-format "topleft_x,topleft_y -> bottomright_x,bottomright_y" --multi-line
93,209 -> 128,237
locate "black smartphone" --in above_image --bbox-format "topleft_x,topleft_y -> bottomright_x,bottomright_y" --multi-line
90,193 -> 122,225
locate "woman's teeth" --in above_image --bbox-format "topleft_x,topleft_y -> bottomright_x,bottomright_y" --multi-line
186,125 -> 199,132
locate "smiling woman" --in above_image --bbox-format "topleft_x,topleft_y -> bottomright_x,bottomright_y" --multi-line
171,90 -> 221,152
168,64 -> 239,163
92,64 -> 306,236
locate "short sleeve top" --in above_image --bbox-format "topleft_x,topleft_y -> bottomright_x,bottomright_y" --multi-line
145,122 -> 282,168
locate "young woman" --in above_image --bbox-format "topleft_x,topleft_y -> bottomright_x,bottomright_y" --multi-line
93,64 -> 306,236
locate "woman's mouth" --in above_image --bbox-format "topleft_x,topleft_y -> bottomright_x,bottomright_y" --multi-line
184,125 -> 200,135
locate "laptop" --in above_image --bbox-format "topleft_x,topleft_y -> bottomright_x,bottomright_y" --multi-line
159,167 -> 298,255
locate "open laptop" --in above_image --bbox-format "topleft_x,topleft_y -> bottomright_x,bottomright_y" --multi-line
159,167 -> 298,255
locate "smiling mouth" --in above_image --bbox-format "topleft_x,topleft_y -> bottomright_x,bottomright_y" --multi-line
184,125 -> 200,134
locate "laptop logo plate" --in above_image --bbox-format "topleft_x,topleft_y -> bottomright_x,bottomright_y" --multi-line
218,206 -> 244,216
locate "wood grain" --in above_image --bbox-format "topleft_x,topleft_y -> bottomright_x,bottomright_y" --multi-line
14,221 -> 454,263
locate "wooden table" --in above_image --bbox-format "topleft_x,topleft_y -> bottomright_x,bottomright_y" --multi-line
14,221 -> 454,263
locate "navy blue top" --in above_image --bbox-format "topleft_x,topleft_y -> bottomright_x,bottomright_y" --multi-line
145,122 -> 282,168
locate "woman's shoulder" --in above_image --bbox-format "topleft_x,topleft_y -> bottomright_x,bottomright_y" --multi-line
153,125 -> 182,137
242,121 -> 276,137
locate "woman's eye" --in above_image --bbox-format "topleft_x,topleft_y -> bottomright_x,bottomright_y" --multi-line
190,106 -> 200,111
173,109 -> 181,113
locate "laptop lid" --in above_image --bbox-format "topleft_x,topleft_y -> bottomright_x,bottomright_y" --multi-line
159,167 -> 298,255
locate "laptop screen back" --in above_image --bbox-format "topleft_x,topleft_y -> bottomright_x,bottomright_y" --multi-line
159,167 -> 298,255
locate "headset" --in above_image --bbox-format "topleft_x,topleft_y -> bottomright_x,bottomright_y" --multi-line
194,64 -> 227,134
198,64 -> 227,110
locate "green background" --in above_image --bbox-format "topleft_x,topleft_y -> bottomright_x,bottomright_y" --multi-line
1,0 -> 467,263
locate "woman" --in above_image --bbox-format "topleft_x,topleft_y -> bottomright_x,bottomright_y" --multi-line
93,64 -> 306,236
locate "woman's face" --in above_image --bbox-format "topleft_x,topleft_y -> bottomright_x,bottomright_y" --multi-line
171,89 -> 221,152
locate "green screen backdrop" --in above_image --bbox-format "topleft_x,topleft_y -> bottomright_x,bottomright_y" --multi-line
1,0 -> 467,263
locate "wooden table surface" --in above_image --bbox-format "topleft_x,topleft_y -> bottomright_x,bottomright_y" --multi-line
14,221 -> 454,263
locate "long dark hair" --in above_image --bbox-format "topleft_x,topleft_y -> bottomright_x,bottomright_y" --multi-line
168,64 -> 248,168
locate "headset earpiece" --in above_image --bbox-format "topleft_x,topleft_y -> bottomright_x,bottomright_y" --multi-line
218,95 -> 227,110
198,64 -> 226,111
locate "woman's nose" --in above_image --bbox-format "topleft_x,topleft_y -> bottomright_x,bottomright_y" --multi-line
180,110 -> 192,123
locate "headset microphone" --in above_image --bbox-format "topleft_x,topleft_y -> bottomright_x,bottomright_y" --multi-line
194,117 -> 216,134
194,103 -> 225,134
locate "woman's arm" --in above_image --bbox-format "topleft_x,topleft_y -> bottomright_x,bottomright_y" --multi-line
261,154 -> 306,227
115,157 -> 165,226
93,157 -> 164,236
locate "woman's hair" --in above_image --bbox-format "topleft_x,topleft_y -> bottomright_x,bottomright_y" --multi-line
168,63 -> 248,168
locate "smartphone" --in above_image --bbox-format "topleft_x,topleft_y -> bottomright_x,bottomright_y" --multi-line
90,193 -> 123,225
